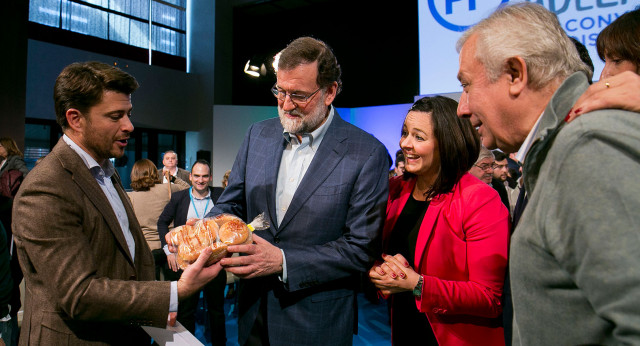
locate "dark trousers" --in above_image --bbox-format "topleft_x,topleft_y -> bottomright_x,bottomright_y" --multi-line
151,249 -> 166,281
163,262 -> 228,346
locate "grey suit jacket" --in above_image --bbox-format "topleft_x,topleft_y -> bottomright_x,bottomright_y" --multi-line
13,138 -> 171,345
158,167 -> 191,185
208,111 -> 389,346
510,72 -> 640,345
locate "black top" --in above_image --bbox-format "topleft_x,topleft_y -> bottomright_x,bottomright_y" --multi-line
387,194 -> 438,345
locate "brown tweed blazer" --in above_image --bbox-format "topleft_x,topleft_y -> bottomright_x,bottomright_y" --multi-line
12,138 -> 171,345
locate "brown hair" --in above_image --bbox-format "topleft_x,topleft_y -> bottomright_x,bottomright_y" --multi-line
54,61 -> 139,130
130,159 -> 161,191
0,137 -> 23,158
597,7 -> 640,69
222,169 -> 231,188
403,96 -> 480,200
277,37 -> 343,94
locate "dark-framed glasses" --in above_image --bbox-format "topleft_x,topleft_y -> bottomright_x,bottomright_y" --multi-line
271,84 -> 322,105
474,163 -> 498,171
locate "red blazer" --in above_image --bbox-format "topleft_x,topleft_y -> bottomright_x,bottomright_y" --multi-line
383,173 -> 509,345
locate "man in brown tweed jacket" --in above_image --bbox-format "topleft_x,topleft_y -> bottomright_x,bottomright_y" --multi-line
12,61 -> 221,345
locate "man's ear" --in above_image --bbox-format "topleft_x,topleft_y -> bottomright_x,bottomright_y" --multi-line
65,109 -> 84,132
323,81 -> 339,106
505,56 -> 527,97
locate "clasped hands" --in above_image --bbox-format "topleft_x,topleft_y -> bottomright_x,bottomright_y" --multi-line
369,253 -> 421,296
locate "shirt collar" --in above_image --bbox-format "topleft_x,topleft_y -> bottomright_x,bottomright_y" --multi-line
62,134 -> 115,180
282,105 -> 335,149
190,187 -> 211,200
515,111 -> 544,164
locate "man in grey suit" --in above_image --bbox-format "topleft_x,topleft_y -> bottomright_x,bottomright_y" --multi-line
160,150 -> 191,185
456,3 -> 640,345
12,61 -> 221,345
206,37 -> 389,345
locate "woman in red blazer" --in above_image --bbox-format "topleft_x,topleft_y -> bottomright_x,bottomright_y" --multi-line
369,96 -> 509,345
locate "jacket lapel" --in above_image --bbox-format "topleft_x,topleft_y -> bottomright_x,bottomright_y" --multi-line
414,192 -> 446,270
55,140 -> 135,266
277,115 -> 347,232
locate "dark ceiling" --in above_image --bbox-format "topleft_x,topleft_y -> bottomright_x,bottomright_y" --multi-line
230,0 -> 419,108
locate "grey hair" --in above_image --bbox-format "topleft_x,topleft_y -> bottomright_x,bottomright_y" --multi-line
475,145 -> 495,164
457,3 -> 592,90
163,150 -> 178,160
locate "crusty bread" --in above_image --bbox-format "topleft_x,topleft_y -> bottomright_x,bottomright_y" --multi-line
170,214 -> 252,269
219,219 -> 251,245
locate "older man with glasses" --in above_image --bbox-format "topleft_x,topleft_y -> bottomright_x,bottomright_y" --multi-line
469,146 -> 496,185
202,37 -> 389,346
470,146 -> 511,212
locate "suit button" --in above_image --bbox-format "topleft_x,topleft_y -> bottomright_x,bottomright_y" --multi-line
274,237 -> 280,244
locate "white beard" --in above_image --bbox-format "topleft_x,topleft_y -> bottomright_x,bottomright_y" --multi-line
278,99 -> 328,134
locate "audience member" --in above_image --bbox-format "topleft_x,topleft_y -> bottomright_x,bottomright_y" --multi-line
456,3 -> 640,344
598,7 -> 640,79
203,37 -> 389,345
221,169 -> 231,189
468,146 -> 495,184
394,153 -> 405,177
568,7 -> 640,121
490,150 -> 511,212
160,150 -> 191,185
0,138 -> 28,178
157,159 -> 227,344
0,138 -> 26,345
492,151 -> 508,184
127,158 -> 189,279
369,96 -> 509,345
11,61 -> 222,344
0,222 -> 13,346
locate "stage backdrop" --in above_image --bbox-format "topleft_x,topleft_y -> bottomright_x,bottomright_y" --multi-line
419,0 -> 638,96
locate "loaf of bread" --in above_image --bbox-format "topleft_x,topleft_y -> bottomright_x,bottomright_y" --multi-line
169,214 -> 252,269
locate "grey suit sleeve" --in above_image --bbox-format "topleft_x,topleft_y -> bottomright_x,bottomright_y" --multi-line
538,117 -> 640,343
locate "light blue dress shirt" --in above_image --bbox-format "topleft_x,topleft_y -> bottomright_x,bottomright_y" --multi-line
275,106 -> 335,282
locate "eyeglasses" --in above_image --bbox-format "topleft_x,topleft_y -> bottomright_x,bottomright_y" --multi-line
271,84 -> 322,105
474,163 -> 498,171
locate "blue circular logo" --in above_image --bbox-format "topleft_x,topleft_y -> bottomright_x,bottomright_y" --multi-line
428,0 -> 510,32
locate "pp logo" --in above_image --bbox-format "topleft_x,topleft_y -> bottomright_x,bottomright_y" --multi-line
428,0 -> 510,32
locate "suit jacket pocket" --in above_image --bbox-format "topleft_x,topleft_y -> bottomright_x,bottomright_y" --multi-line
39,312 -> 75,345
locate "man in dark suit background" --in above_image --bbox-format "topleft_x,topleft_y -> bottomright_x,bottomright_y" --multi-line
158,159 -> 227,345
204,37 -> 389,346
11,61 -> 221,345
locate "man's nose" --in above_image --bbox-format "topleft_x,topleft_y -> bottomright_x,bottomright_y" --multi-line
457,93 -> 470,118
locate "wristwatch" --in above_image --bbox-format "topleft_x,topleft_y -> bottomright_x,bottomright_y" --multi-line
413,275 -> 423,297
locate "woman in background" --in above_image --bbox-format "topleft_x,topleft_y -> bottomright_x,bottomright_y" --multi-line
569,6 -> 640,120
369,96 -> 509,345
221,169 -> 231,189
128,159 -> 189,280
0,138 -> 28,178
